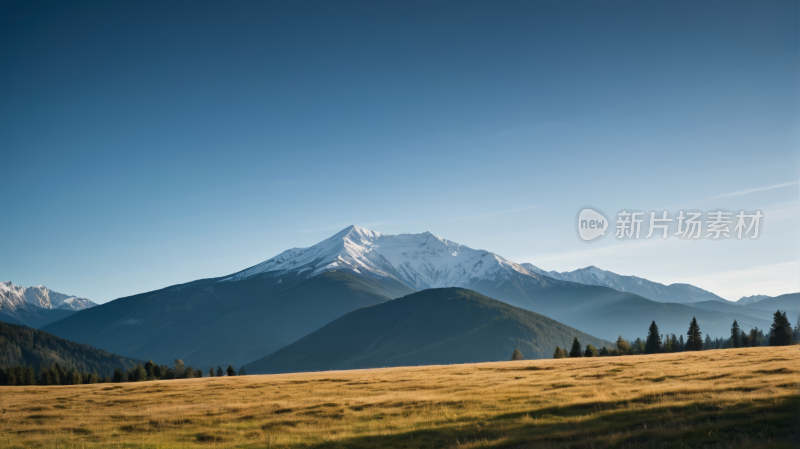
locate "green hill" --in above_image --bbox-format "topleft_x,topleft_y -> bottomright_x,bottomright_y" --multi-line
0,321 -> 142,377
41,271 -> 414,368
245,288 -> 612,374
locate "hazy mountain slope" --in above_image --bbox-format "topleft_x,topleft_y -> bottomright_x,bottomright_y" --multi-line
577,297 -> 771,340
459,269 -> 769,341
688,300 -> 775,322
42,271 -> 414,368
744,293 -> 799,321
736,294 -> 771,306
520,264 -> 726,304
0,321 -> 141,376
245,288 -> 612,374
0,302 -> 75,329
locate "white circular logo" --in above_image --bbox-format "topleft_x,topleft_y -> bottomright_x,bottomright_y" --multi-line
576,207 -> 608,242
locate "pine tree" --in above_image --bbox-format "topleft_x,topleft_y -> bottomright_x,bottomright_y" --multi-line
112,367 -> 125,383
238,366 -> 247,376
584,344 -> 597,357
742,331 -> 752,347
38,368 -> 52,385
569,337 -> 583,357
553,346 -> 564,359
645,321 -> 661,354
217,366 -> 224,377
227,365 -> 236,376
769,310 -> 793,346
749,328 -> 759,347
599,346 -> 609,356
511,348 -> 523,360
631,338 -> 645,354
678,334 -> 685,351
687,317 -> 702,351
730,320 -> 741,348
208,367 -> 215,377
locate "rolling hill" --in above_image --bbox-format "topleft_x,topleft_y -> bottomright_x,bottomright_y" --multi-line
42,271 -> 413,368
245,288 -> 613,374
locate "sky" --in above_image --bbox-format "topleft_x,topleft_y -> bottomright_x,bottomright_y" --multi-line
1,0 -> 798,303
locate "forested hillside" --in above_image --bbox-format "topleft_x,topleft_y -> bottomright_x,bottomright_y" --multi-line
0,321 -> 142,377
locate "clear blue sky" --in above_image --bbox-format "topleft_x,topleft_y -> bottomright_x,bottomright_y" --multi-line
2,1 -> 798,303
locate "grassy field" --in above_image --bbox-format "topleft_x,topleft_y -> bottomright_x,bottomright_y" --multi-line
0,346 -> 797,448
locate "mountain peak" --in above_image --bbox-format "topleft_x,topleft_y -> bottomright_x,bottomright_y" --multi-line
0,281 -> 97,311
221,227 -> 534,289
736,294 -> 771,305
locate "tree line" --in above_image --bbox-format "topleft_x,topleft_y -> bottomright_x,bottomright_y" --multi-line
550,309 -> 796,359
1,357 -> 248,386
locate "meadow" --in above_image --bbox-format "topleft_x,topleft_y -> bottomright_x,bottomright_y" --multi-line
0,346 -> 797,449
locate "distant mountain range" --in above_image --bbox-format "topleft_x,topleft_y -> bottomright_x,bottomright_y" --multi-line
739,293 -> 798,315
245,288 -> 612,374
520,264 -> 727,304
736,294 -> 772,306
35,226 -> 792,370
0,281 -> 97,328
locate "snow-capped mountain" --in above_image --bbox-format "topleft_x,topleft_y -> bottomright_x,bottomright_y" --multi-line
0,281 -> 97,311
519,264 -> 727,304
222,225 -> 539,290
735,294 -> 771,306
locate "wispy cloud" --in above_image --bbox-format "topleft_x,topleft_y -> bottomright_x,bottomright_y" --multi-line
705,181 -> 798,200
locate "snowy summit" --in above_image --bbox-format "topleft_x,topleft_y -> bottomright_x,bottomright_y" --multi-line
221,225 -> 537,289
0,281 -> 97,312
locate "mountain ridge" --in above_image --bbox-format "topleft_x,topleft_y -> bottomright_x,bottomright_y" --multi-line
0,281 -> 97,311
221,225 -> 541,290
520,264 -> 728,304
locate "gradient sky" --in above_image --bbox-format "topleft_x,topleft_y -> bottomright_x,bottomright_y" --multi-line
2,0 -> 798,303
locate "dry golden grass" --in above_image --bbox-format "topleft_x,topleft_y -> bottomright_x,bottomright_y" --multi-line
0,346 -> 798,448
